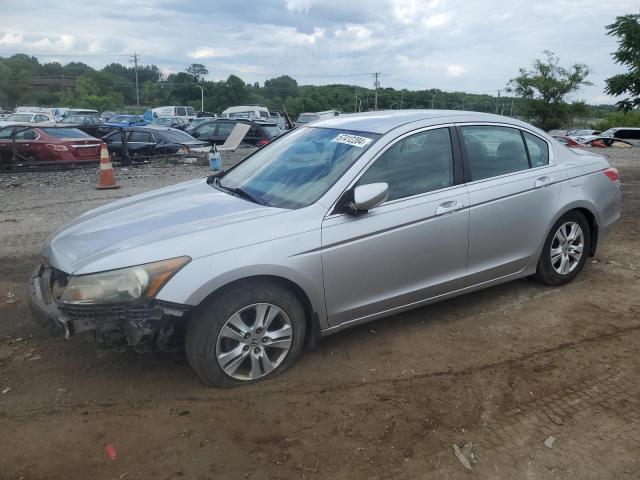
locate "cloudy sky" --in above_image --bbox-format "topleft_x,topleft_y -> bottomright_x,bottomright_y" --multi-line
0,0 -> 637,104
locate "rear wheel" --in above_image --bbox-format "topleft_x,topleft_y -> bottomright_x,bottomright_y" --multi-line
185,280 -> 306,387
534,211 -> 590,286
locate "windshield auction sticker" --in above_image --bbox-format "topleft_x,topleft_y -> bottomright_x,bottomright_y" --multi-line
331,133 -> 373,148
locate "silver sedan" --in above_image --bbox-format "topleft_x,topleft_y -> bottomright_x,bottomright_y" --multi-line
29,110 -> 621,386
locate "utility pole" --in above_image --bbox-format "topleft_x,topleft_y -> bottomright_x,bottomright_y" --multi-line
130,52 -> 140,108
495,89 -> 501,114
372,72 -> 381,111
354,89 -> 358,113
195,84 -> 204,112
510,99 -> 514,117
400,90 -> 404,109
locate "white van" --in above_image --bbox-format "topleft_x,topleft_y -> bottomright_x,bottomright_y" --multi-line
151,106 -> 197,123
221,105 -> 270,120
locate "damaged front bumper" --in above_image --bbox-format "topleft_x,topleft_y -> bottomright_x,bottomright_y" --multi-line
28,263 -> 192,351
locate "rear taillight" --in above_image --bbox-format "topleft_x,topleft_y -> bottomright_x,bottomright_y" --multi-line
603,167 -> 620,185
46,144 -> 68,152
257,139 -> 269,147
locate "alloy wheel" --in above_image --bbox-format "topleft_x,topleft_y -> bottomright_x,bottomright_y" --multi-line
216,303 -> 293,381
550,221 -> 584,275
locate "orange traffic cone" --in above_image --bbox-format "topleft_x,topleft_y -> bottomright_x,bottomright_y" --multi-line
96,143 -> 119,190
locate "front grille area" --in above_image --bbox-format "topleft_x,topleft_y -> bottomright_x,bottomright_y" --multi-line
58,301 -> 163,322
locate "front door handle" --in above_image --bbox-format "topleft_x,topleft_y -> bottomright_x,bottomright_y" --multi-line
534,176 -> 551,188
435,200 -> 463,216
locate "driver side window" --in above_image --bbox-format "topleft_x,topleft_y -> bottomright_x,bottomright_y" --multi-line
356,128 -> 454,202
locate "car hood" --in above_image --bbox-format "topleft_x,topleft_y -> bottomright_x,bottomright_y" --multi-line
42,178 -> 285,274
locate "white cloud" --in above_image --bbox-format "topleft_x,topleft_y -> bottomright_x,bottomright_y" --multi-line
446,64 -> 467,78
0,32 -> 24,45
284,0 -> 312,13
187,48 -> 225,59
423,12 -> 450,29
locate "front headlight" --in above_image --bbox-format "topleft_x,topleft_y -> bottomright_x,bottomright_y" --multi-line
60,256 -> 190,305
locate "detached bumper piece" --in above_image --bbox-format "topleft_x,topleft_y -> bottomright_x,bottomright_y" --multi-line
28,264 -> 191,352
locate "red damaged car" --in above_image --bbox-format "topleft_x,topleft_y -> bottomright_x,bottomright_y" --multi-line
0,125 -> 105,167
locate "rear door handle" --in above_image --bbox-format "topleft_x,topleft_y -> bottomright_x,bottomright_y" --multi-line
534,176 -> 551,188
435,200 -> 463,216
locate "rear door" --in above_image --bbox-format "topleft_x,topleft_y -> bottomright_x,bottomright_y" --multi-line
14,128 -> 39,161
321,126 -> 469,327
126,130 -> 155,158
0,127 -> 15,164
243,124 -> 262,146
459,124 -> 561,284
213,122 -> 235,144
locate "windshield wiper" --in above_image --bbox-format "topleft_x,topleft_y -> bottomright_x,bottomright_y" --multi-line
214,178 -> 269,206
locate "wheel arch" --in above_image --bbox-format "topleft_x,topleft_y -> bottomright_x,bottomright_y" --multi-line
190,274 -> 322,348
551,203 -> 599,256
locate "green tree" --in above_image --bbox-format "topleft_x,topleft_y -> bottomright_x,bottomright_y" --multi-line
507,51 -> 592,130
605,14 -> 640,111
186,63 -> 209,82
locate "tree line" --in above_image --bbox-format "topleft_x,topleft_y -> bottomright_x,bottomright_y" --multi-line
0,13 -> 637,130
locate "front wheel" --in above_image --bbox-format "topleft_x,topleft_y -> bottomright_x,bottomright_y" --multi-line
534,211 -> 590,286
185,280 -> 306,387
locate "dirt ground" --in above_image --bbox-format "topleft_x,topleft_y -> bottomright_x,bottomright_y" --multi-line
1,151 -> 639,480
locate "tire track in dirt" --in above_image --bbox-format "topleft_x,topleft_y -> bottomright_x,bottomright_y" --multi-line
6,323 -> 640,422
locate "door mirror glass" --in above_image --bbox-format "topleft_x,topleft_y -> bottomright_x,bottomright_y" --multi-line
349,183 -> 389,213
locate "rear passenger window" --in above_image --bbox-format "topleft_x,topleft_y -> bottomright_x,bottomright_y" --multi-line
128,132 -> 151,143
197,123 -> 217,137
356,128 -> 454,201
0,128 -> 13,139
176,107 -> 187,116
523,132 -> 549,167
15,129 -> 37,140
461,126 -> 529,181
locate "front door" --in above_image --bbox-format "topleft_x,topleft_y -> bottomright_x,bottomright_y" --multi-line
321,126 -> 470,327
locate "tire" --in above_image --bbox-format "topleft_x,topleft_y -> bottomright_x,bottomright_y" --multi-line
534,211 -> 591,286
185,279 -> 307,387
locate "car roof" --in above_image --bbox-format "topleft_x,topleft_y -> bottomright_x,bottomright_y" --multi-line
310,110 -> 519,134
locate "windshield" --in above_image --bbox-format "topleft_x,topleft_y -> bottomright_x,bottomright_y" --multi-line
5,114 -> 32,122
216,127 -> 380,209
600,129 -> 616,138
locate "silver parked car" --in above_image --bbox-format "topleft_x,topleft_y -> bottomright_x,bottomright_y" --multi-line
29,110 -> 621,387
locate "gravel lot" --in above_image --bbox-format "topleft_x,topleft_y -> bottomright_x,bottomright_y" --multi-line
1,149 -> 639,479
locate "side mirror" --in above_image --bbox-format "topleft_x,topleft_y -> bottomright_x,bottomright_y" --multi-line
347,183 -> 389,214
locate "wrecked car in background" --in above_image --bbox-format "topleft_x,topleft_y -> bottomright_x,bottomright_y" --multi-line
0,125 -> 104,167
0,112 -> 54,127
102,126 -> 210,164
59,115 -> 103,137
190,119 -> 283,147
